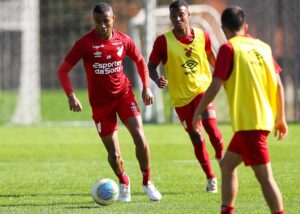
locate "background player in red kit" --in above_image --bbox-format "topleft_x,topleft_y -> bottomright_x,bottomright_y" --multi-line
57,2 -> 161,202
192,6 -> 287,214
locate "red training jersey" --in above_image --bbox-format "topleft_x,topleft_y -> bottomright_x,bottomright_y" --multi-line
58,29 -> 148,107
149,28 -> 213,65
214,34 -> 282,81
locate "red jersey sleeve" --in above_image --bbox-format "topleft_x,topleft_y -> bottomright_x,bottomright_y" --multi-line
125,35 -> 150,87
65,40 -> 83,66
204,31 -> 212,52
149,35 -> 167,65
57,39 -> 83,95
57,60 -> 74,95
213,42 -> 234,81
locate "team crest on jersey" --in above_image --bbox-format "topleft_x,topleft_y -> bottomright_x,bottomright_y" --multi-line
181,60 -> 198,75
184,47 -> 193,57
117,46 -> 124,57
92,45 -> 103,58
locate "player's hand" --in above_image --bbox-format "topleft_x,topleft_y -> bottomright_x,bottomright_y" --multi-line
156,76 -> 168,89
67,93 -> 83,112
142,86 -> 154,106
274,119 -> 288,140
192,114 -> 201,134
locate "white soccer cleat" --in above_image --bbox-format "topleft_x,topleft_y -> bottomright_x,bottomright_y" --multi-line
118,183 -> 131,202
142,181 -> 162,201
206,177 -> 218,193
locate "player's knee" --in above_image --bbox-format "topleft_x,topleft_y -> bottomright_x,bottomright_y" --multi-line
108,153 -> 121,163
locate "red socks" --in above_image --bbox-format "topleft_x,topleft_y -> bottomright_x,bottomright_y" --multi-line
221,205 -> 234,214
193,141 -> 215,179
117,172 -> 129,186
141,168 -> 151,185
202,118 -> 224,159
273,211 -> 284,214
118,169 -> 151,186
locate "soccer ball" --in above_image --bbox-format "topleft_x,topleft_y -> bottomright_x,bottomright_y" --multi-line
91,178 -> 119,206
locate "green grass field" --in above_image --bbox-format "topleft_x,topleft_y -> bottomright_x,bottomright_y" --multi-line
0,123 -> 299,213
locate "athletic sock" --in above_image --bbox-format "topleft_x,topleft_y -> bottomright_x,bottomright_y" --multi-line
202,118 -> 224,159
117,172 -> 129,186
141,168 -> 150,185
221,205 -> 234,214
273,211 -> 284,214
193,141 -> 215,179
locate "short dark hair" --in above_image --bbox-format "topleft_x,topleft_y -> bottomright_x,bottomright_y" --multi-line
221,6 -> 245,31
93,2 -> 112,15
169,0 -> 188,10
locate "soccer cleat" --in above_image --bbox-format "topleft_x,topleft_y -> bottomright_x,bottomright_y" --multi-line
118,183 -> 131,202
206,177 -> 218,193
142,181 -> 162,201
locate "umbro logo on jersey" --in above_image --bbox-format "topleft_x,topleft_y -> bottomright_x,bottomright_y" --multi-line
181,60 -> 198,75
92,45 -> 103,58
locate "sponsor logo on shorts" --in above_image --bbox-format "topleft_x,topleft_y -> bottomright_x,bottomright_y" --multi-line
93,60 -> 122,74
131,102 -> 138,112
96,122 -> 102,133
182,120 -> 187,129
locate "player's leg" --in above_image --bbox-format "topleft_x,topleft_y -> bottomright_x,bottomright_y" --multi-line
118,91 -> 161,201
124,115 -> 162,201
193,94 -> 224,160
252,163 -> 284,213
92,106 -> 131,202
124,115 -> 150,170
175,102 -> 217,193
220,151 -> 242,214
201,111 -> 224,160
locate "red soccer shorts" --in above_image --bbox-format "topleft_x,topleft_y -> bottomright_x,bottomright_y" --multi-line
92,90 -> 140,138
175,93 -> 216,132
227,130 -> 270,166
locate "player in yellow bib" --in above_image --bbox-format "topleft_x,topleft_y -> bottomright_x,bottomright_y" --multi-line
192,6 -> 287,214
148,0 -> 224,193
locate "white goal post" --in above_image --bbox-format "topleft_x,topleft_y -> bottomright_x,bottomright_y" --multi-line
0,0 -> 40,125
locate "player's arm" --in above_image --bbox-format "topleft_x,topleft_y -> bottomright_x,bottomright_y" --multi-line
57,40 -> 83,112
193,42 -> 233,132
57,61 -> 83,112
148,35 -> 168,88
274,74 -> 288,140
148,61 -> 168,89
192,77 -> 223,132
206,51 -> 216,68
135,56 -> 154,106
204,31 -> 216,68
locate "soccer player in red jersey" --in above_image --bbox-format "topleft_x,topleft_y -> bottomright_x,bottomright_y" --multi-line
192,6 -> 287,214
57,2 -> 161,202
148,0 -> 223,193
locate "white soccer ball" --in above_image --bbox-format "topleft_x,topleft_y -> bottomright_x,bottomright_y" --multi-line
91,178 -> 119,206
